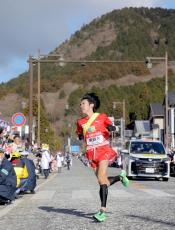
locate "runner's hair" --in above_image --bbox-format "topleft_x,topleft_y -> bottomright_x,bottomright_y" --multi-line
81,92 -> 100,112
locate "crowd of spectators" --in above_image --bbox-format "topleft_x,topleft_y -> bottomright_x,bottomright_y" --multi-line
0,127 -> 72,205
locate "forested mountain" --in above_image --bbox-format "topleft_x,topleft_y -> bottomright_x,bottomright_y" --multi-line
1,7 -> 175,149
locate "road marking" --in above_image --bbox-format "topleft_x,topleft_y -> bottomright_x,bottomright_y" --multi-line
72,190 -> 93,199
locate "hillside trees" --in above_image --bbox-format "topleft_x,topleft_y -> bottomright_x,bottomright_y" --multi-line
68,73 -> 175,130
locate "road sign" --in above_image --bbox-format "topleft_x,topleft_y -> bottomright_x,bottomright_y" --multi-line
71,145 -> 80,153
11,113 -> 26,127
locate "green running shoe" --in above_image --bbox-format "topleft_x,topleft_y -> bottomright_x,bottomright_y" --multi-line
93,210 -> 106,222
119,170 -> 129,187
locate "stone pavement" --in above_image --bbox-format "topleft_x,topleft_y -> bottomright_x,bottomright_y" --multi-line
0,158 -> 175,230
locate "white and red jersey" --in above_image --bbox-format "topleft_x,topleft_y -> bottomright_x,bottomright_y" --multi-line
76,113 -> 112,150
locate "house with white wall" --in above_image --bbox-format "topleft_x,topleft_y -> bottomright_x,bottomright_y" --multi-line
149,103 -> 164,142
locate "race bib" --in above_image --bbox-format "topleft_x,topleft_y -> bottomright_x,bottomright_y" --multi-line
86,135 -> 104,146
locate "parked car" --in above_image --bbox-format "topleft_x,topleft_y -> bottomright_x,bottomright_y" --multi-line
122,139 -> 170,181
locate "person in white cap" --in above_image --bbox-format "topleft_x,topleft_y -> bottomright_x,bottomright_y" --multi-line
41,144 -> 51,179
56,151 -> 63,173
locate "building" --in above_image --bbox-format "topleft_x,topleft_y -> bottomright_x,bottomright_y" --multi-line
149,92 -> 175,148
134,120 -> 151,138
167,92 -> 175,148
149,103 -> 164,142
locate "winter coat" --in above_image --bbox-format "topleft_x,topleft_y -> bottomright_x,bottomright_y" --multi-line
0,157 -> 17,200
56,154 -> 63,167
19,157 -> 36,192
11,158 -> 28,187
41,151 -> 51,169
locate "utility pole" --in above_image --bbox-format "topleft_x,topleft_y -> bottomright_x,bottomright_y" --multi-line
123,99 -> 126,146
146,52 -> 169,148
113,101 -> 126,147
29,55 -> 33,145
165,51 -> 169,149
37,51 -> 41,147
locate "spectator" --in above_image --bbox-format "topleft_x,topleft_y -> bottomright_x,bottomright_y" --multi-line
0,148 -> 17,204
50,154 -> 57,172
24,138 -> 30,150
56,151 -> 63,173
0,127 -> 5,147
65,153 -> 72,170
19,151 -> 36,194
11,135 -> 24,152
41,144 -> 51,179
10,151 -> 28,196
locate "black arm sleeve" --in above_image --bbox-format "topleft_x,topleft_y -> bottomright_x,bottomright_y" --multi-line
78,134 -> 84,140
106,125 -> 116,132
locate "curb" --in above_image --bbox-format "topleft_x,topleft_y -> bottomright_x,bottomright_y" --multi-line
0,173 -> 57,218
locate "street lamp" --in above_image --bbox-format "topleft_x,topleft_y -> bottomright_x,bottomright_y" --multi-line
28,53 -> 147,147
146,51 -> 168,148
28,53 -> 64,147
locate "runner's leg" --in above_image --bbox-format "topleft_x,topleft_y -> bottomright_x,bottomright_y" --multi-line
93,160 -> 109,221
108,175 -> 120,186
97,160 -> 110,211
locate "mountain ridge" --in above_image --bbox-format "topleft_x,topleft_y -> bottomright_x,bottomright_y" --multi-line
0,7 -> 175,147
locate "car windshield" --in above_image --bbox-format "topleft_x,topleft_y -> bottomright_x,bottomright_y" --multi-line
130,141 -> 165,154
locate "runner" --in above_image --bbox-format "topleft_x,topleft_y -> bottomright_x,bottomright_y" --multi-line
76,93 -> 129,222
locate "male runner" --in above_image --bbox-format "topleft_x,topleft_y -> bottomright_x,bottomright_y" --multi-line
76,93 -> 129,222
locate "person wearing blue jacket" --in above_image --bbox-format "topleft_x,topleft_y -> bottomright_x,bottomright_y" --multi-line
15,151 -> 36,194
0,148 -> 17,204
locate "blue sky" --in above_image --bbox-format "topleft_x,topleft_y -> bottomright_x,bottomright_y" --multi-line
0,0 -> 174,83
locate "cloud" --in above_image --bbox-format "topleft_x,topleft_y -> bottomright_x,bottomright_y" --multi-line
0,0 -> 171,82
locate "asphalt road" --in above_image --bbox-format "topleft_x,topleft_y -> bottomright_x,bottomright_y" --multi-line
0,158 -> 175,230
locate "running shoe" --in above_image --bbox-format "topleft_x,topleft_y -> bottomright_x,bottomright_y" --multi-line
93,210 -> 106,222
119,170 -> 129,187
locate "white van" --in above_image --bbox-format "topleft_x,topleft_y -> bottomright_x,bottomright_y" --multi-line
122,139 -> 170,181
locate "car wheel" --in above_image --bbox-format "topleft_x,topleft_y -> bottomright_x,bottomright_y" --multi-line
162,178 -> 169,182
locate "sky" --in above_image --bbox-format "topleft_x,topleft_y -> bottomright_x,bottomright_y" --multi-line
0,0 -> 175,83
